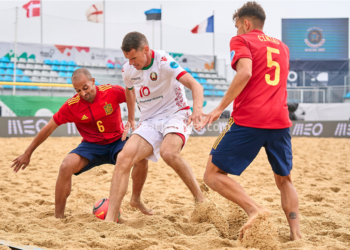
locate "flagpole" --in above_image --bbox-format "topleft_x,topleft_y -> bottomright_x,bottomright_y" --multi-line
213,10 -> 215,70
13,7 -> 18,95
160,4 -> 162,50
152,19 -> 154,49
103,0 -> 105,49
41,0 -> 43,44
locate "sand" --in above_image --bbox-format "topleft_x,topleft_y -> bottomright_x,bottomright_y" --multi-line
0,136 -> 350,250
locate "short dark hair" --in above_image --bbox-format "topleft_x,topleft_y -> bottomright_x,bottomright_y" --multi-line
72,68 -> 92,82
121,32 -> 149,52
233,1 -> 266,27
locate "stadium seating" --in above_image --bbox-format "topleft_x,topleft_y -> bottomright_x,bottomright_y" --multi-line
60,60 -> 68,66
4,75 -> 12,81
6,63 -> 14,69
52,65 -> 59,71
68,61 -> 76,66
6,69 -> 13,75
67,66 -> 75,72
106,63 -> 115,69
16,69 -> 23,75
0,63 -> 7,68
44,59 -> 52,65
0,69 -> 5,75
52,60 -> 60,65
66,78 -> 72,84
0,57 -> 10,62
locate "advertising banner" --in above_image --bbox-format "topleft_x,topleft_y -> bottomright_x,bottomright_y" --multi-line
0,41 -> 122,65
0,42 -> 214,70
282,18 -> 349,60
0,117 -> 349,139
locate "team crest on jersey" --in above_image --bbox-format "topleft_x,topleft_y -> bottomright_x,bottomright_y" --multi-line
161,56 -> 167,62
103,102 -> 113,115
150,72 -> 158,81
122,67 -> 125,73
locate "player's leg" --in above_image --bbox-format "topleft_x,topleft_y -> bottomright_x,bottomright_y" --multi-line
129,159 -> 153,215
55,153 -> 89,218
265,128 -> 301,240
204,155 -> 263,214
204,120 -> 269,238
274,173 -> 302,240
105,134 -> 153,222
160,133 -> 205,202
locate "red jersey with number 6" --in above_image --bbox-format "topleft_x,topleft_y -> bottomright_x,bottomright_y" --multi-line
230,29 -> 292,129
53,84 -> 126,145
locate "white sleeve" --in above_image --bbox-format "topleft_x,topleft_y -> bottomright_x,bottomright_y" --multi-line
122,65 -> 134,90
162,54 -> 188,81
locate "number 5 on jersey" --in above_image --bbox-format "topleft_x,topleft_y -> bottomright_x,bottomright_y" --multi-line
265,47 -> 280,86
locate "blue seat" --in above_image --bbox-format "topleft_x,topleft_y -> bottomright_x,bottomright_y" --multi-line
52,65 -> 59,71
16,69 -> 23,75
4,75 -> 13,81
0,69 -> 5,74
67,66 -> 75,72
0,76 -> 3,81
15,76 -> 22,82
199,78 -> 207,84
30,86 -> 39,90
60,60 -> 68,66
191,73 -> 198,78
66,78 -> 72,84
44,59 -> 52,65
58,72 -> 66,77
52,60 -> 60,65
6,69 -> 13,74
66,72 -> 73,77
116,64 -> 122,69
204,90 -> 213,96
0,57 -> 10,62
215,90 -> 225,97
0,63 -> 7,68
22,76 -> 31,82
184,67 -> 191,72
106,63 -> 115,68
74,66 -> 81,70
6,63 -> 14,69
68,61 -> 76,66
344,92 -> 350,98
59,66 -> 67,71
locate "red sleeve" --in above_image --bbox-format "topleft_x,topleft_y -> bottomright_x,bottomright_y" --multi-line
230,36 -> 252,70
53,102 -> 73,126
112,85 -> 126,103
176,71 -> 188,81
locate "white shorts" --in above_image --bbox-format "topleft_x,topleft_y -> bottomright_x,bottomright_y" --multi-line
132,109 -> 192,162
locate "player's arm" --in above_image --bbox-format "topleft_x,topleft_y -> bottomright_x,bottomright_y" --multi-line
11,118 -> 59,173
179,74 -> 205,129
122,87 -> 136,141
199,58 -> 252,128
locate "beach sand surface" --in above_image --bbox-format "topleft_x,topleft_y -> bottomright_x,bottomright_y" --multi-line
0,137 -> 349,250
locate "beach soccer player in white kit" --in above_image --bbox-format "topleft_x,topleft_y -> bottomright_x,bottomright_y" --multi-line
105,32 -> 206,222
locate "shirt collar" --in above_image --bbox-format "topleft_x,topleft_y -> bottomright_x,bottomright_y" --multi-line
142,50 -> 154,70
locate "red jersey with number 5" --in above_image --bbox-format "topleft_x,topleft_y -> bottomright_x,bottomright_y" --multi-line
53,84 -> 126,145
230,29 -> 292,129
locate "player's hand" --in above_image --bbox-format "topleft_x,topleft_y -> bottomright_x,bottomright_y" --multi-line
198,108 -> 222,130
11,152 -> 31,173
122,120 -> 135,141
188,109 -> 207,131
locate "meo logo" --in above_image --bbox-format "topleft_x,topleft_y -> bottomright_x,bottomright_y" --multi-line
139,86 -> 150,97
292,123 -> 323,136
334,123 -> 350,136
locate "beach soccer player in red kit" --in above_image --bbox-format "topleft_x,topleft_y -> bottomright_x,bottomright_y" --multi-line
11,68 -> 152,218
199,2 -> 302,241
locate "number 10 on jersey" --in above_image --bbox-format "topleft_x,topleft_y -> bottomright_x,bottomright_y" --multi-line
139,86 -> 150,97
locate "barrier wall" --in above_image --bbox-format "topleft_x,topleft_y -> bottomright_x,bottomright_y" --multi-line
0,117 -> 349,138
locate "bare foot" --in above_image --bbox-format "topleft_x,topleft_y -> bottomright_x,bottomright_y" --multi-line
130,198 -> 154,215
290,231 -> 302,241
239,208 -> 269,240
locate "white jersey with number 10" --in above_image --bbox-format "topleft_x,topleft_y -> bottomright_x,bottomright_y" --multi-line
122,50 -> 189,121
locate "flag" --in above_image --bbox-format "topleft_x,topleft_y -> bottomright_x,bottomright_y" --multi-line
86,2 -> 104,23
22,0 -> 40,18
144,9 -> 161,20
191,15 -> 214,33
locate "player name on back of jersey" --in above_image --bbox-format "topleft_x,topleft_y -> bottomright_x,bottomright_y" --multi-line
257,34 -> 280,45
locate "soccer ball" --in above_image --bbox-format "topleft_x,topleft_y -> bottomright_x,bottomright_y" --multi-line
92,198 -> 121,221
